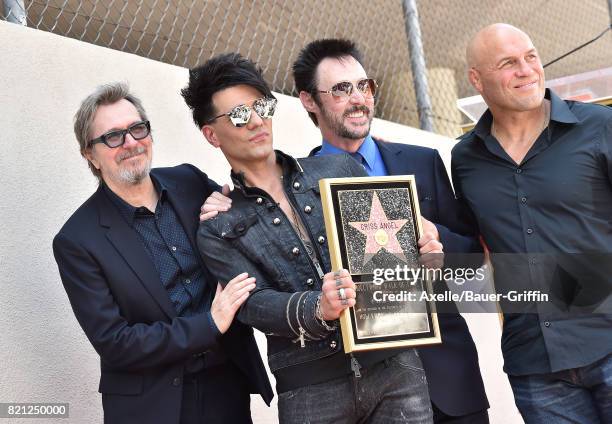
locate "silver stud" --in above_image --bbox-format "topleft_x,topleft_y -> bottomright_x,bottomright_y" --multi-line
293,181 -> 301,190
330,341 -> 337,349
273,217 -> 281,225
304,205 -> 312,214
256,197 -> 263,204
306,278 -> 314,286
292,247 -> 300,256
318,236 -> 325,244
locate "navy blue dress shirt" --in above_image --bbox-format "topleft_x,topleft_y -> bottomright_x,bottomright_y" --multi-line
103,178 -> 214,320
452,89 -> 612,375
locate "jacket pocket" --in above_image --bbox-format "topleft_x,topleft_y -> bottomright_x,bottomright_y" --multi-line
221,213 -> 259,240
99,372 -> 143,395
267,333 -> 340,372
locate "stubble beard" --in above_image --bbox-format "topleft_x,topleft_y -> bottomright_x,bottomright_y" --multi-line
114,145 -> 151,185
323,104 -> 373,140
118,161 -> 151,185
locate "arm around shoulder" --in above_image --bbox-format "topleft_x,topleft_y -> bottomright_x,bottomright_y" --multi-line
52,232 -> 219,371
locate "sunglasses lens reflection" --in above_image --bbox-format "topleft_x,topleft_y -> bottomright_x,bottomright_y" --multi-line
329,79 -> 376,99
331,81 -> 353,97
254,98 -> 277,119
229,105 -> 251,127
228,98 -> 277,127
358,79 -> 377,97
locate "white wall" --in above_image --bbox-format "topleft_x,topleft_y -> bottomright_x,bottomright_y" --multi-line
0,21 -> 521,424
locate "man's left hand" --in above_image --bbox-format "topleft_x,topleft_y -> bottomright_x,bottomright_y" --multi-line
200,184 -> 232,221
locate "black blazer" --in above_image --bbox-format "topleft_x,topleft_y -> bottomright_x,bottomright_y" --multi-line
53,164 -> 272,424
311,140 -> 489,416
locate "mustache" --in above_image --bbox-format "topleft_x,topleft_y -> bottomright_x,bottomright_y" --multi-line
343,105 -> 371,117
117,145 -> 146,162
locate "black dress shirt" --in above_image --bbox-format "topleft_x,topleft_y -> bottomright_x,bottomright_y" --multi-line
452,89 -> 612,376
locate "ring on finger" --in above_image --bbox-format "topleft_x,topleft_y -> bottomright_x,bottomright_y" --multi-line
335,277 -> 342,287
341,298 -> 348,306
333,270 -> 341,278
338,287 -> 347,300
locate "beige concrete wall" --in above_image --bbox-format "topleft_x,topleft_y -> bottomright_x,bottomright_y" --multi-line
0,21 -> 521,424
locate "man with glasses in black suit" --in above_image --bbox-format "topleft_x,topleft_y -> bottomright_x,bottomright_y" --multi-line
53,82 -> 272,424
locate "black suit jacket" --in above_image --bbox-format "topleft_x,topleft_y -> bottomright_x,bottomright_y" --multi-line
311,140 -> 489,416
53,164 -> 272,424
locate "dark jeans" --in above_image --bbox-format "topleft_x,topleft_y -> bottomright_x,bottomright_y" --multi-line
278,349 -> 432,423
509,353 -> 612,424
179,362 -> 252,424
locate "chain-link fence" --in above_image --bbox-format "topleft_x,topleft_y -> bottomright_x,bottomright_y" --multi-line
3,0 -> 611,137
419,0 -> 612,134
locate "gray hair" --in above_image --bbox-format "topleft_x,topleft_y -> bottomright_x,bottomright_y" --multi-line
73,82 -> 148,181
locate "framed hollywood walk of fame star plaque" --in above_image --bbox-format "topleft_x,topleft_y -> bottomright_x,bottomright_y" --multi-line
319,176 -> 441,353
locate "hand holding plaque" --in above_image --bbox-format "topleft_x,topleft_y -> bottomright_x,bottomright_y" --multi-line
319,176 -> 441,352
418,216 -> 444,269
320,269 -> 356,320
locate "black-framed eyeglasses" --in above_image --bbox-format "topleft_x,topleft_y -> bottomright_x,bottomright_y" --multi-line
89,120 -> 151,148
207,97 -> 277,127
318,78 -> 377,100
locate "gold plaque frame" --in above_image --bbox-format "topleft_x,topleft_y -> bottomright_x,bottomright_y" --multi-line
319,176 -> 441,353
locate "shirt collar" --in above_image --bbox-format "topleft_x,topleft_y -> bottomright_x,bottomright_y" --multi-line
473,88 -> 579,141
473,108 -> 494,141
103,175 -> 167,226
231,149 -> 303,195
547,88 -> 579,125
320,134 -> 377,170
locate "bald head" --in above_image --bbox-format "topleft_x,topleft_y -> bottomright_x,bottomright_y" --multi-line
466,23 -> 545,114
467,23 -> 533,69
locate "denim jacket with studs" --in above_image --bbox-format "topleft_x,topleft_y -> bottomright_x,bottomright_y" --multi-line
197,150 -> 367,376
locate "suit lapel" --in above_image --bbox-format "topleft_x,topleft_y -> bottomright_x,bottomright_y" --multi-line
376,139 -> 407,175
155,172 -> 217,291
95,187 -> 177,319
375,139 -> 430,206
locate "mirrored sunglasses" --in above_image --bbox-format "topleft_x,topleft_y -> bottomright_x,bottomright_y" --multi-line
208,97 -> 277,127
318,78 -> 377,99
89,120 -> 151,148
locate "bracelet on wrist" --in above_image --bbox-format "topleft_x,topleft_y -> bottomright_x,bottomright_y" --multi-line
315,293 -> 337,331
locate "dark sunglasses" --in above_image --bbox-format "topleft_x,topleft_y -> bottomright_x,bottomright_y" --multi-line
207,97 -> 277,127
318,78 -> 377,99
89,120 -> 151,148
